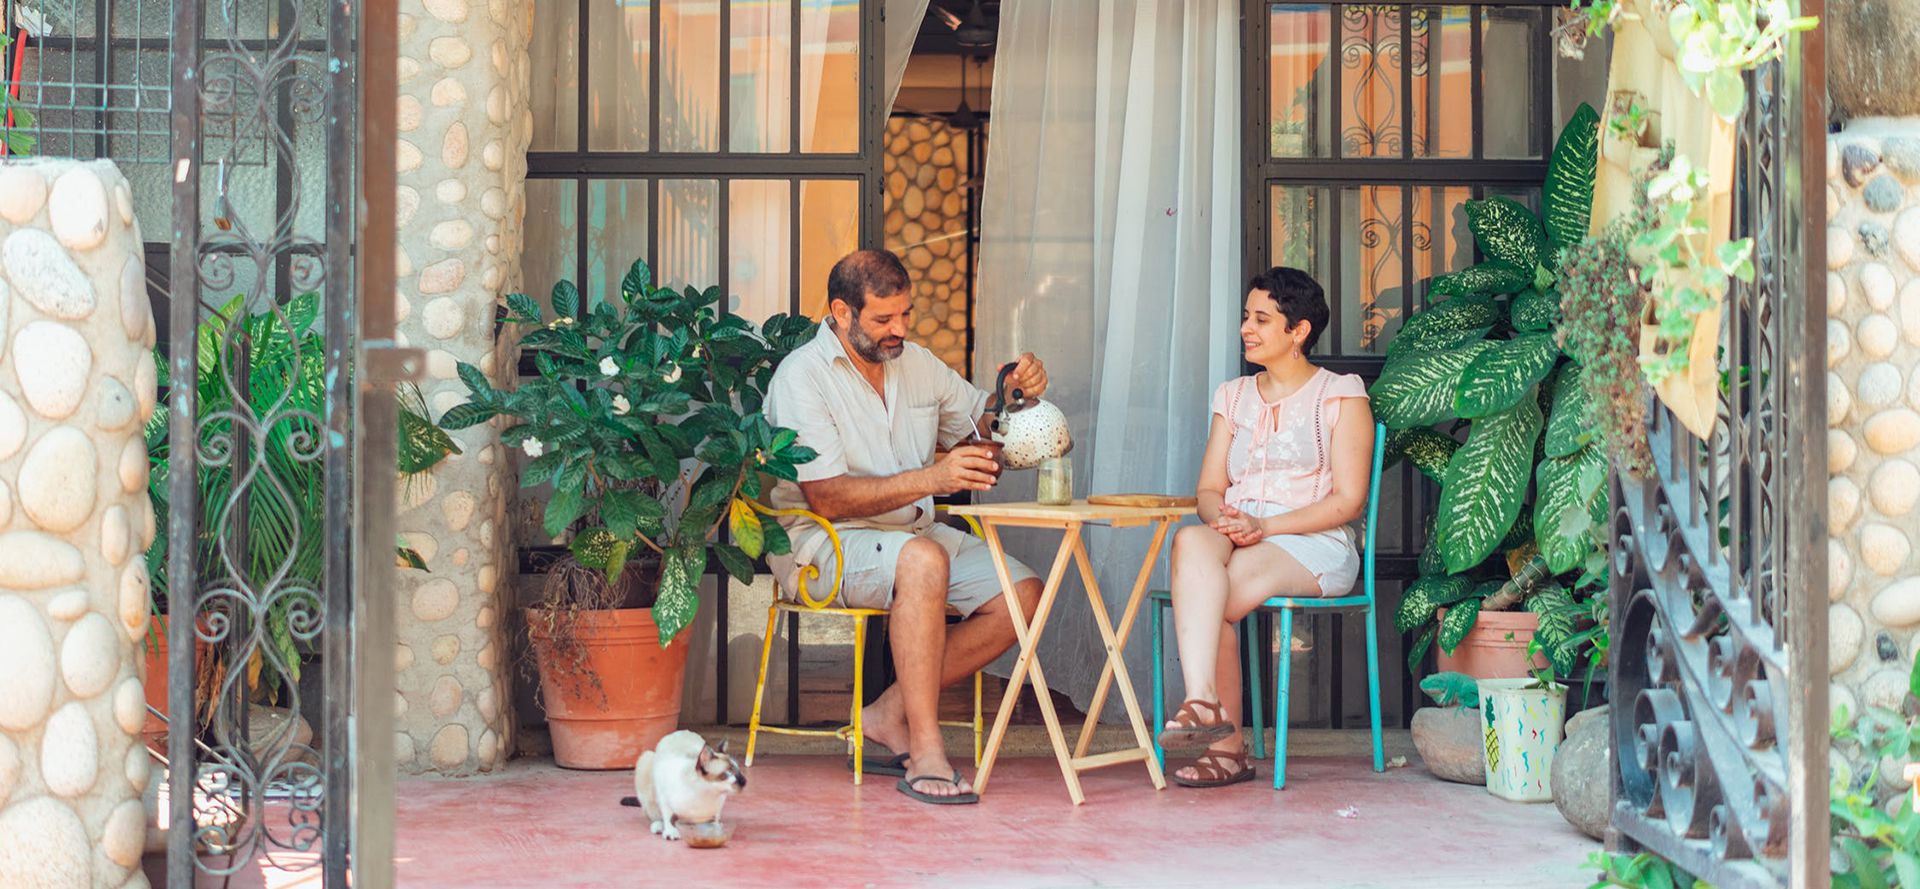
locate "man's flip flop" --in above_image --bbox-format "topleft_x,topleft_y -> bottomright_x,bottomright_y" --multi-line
896,773 -> 979,805
846,752 -> 910,777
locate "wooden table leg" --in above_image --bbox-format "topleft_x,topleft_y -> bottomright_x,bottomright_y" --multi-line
973,521 -> 1086,804
1066,521 -> 1170,790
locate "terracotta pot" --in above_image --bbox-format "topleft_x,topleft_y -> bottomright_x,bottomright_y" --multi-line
1434,608 -> 1548,679
141,615 -> 212,754
528,607 -> 690,770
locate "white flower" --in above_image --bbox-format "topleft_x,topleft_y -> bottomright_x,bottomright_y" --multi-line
599,356 -> 619,376
612,394 -> 631,416
523,437 -> 545,458
548,316 -> 574,329
662,364 -> 683,384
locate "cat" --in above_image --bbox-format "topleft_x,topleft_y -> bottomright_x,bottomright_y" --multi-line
617,730 -> 746,841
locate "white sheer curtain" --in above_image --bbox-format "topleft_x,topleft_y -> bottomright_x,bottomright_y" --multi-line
885,0 -> 932,108
973,0 -> 1243,720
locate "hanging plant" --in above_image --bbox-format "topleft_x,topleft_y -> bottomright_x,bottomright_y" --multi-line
1563,0 -> 1817,122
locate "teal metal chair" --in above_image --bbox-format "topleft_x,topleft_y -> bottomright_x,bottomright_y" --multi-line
1149,421 -> 1387,789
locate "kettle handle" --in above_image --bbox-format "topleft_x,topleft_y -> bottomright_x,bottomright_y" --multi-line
988,362 -> 1024,413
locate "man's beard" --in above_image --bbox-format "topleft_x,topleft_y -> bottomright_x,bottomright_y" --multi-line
847,317 -> 905,362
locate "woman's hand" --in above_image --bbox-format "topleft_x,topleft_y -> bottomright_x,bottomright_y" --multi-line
1210,505 -> 1266,547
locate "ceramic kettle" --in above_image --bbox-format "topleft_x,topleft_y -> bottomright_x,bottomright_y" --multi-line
984,362 -> 1072,470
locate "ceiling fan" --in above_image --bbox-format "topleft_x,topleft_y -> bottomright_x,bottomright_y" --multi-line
934,0 -> 995,52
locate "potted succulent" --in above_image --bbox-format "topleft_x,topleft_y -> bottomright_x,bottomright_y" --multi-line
1375,104 -> 1612,682
438,258 -> 816,769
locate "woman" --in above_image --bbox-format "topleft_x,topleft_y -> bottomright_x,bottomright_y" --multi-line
1156,266 -> 1376,788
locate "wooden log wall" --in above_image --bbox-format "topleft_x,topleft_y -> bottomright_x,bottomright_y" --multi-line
883,117 -> 973,377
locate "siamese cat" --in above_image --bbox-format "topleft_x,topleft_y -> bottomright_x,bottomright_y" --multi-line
618,731 -> 746,840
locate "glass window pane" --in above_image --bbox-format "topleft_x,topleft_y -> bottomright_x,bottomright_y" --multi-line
800,0 -> 860,154
1268,184 -> 1330,282
662,0 -> 722,152
1482,7 -> 1546,159
1338,186 -> 1407,355
728,180 -> 793,322
524,179 -> 580,317
530,0 -> 580,151
799,179 -> 859,317
587,180 -> 651,306
588,0 -> 652,152
1411,6 -> 1472,158
1412,186 -> 1473,306
1338,6 -> 1403,158
731,0 -> 793,152
659,179 -> 720,290
1268,4 -> 1331,159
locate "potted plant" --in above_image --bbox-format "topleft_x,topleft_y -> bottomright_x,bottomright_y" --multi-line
1478,642 -> 1567,803
143,293 -> 456,753
438,259 -> 816,769
1377,103 -> 1610,681
1409,671 -> 1485,785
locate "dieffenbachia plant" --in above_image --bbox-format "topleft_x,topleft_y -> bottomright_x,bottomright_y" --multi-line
1375,103 -> 1610,675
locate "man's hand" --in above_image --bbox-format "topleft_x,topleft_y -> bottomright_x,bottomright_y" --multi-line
1211,505 -> 1266,547
1007,353 -> 1048,399
929,445 -> 1001,494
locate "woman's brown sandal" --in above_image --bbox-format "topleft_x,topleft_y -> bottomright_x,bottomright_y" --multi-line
1155,698 -> 1236,750
1171,747 -> 1255,789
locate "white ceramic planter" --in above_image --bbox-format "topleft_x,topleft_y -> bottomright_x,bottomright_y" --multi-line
1478,678 -> 1566,802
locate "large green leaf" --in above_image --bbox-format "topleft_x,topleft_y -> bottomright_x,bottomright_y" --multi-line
1510,288 -> 1560,332
1542,102 -> 1601,256
1544,364 -> 1596,458
1394,573 -> 1476,633
1534,444 -> 1608,573
1389,428 -> 1459,483
1386,294 -> 1497,358
1426,260 -> 1531,301
1438,597 -> 1484,655
621,259 -> 654,304
1406,626 -> 1436,674
1524,584 -> 1581,674
1465,197 -> 1546,273
1436,396 -> 1543,573
652,545 -> 708,645
1453,333 -> 1560,419
1370,340 -> 1495,430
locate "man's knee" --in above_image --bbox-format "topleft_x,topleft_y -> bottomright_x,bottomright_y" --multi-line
894,536 -> 950,599
1012,578 -> 1043,616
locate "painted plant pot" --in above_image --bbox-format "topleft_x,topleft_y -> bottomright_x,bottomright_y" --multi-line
1478,678 -> 1566,803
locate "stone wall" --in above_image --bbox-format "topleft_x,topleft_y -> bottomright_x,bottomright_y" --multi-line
0,159 -> 160,887
391,0 -> 532,775
883,117 -> 973,376
1825,119 -> 1920,795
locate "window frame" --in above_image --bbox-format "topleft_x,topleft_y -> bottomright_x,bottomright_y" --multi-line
1239,0 -> 1562,729
524,0 -> 887,323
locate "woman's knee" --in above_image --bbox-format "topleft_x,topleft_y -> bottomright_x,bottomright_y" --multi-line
1173,524 -> 1229,563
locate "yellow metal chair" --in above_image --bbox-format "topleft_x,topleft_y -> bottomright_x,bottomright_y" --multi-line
744,503 -> 985,784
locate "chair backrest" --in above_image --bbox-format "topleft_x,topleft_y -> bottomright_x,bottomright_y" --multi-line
1360,422 -> 1386,602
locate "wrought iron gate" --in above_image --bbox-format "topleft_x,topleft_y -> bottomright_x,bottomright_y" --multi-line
165,0 -> 399,884
1606,5 -> 1828,887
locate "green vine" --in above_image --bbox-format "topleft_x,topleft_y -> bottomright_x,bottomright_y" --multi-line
1566,0 -> 1817,121
1631,152 -> 1754,386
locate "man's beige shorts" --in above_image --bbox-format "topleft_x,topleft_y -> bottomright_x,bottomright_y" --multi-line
783,522 -> 1039,618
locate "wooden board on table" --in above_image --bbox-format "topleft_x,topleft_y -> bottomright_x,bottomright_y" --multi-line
1086,494 -> 1197,509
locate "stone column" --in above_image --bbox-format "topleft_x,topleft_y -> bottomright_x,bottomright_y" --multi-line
0,159 -> 161,887
390,0 -> 531,774
1826,120 -> 1920,803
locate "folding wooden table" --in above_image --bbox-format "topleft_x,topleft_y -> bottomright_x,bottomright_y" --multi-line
947,500 -> 1192,804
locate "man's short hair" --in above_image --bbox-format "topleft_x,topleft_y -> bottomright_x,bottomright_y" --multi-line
827,250 -> 911,315
1247,266 -> 1330,354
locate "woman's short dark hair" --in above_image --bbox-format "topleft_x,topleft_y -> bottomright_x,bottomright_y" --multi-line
827,250 -> 912,315
1247,266 -> 1329,354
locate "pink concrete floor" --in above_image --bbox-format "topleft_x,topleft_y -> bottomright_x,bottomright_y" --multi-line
372,753 -> 1597,889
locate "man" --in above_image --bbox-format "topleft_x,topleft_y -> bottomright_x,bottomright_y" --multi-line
766,249 -> 1047,805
